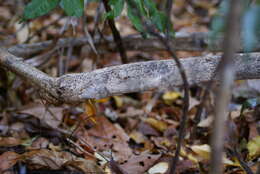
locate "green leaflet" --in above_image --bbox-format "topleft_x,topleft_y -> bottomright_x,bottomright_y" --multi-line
23,0 -> 60,20
127,5 -> 144,32
144,0 -> 157,16
242,5 -> 260,52
105,0 -> 125,19
151,11 -> 167,32
144,0 -> 171,32
60,0 -> 84,17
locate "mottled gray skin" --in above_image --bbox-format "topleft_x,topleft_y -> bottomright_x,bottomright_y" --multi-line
1,47 -> 260,104
55,53 -> 260,102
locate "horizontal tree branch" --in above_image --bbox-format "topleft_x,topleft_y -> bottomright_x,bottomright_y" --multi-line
1,47 -> 260,104
7,32 -> 211,57
8,32 -> 260,58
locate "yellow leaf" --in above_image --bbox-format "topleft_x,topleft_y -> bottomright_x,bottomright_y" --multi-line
191,144 -> 211,160
113,96 -> 123,108
145,118 -> 167,132
129,131 -> 145,144
148,162 -> 169,174
247,136 -> 260,159
84,99 -> 97,124
163,91 -> 181,105
95,97 -> 110,103
190,144 -> 239,166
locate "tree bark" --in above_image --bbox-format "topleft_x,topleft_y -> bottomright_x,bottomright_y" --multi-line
6,32 -> 211,57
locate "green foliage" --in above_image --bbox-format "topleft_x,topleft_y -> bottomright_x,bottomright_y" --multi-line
144,0 -> 168,32
127,5 -> 144,32
210,0 -> 260,52
242,4 -> 260,52
124,0 -> 172,34
23,0 -> 173,36
23,0 -> 60,20
60,0 -> 84,17
209,0 -> 230,44
105,0 -> 125,19
23,0 -> 84,20
241,98 -> 260,114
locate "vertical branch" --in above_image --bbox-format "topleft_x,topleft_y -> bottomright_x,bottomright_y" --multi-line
124,1 -> 189,173
165,0 -> 173,39
210,1 -> 242,174
164,1 -> 189,173
102,0 -> 128,64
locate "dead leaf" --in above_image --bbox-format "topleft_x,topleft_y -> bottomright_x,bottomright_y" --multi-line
190,144 -> 240,166
14,22 -> 29,43
0,137 -> 22,147
65,159 -> 104,174
145,118 -> 167,132
197,116 -> 213,128
120,152 -> 161,174
76,116 -> 132,163
0,151 -> 20,172
83,99 -> 98,125
162,91 -> 181,105
21,149 -> 103,173
109,158 -> 128,174
138,122 -> 160,137
113,96 -> 123,108
19,103 -> 63,128
148,162 -> 169,174
247,136 -> 260,159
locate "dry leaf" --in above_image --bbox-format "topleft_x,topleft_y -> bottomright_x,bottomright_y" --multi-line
84,99 -> 97,124
190,144 -> 239,166
145,118 -> 167,132
76,116 -> 132,163
197,116 -> 213,128
148,162 -> 169,174
14,22 -> 29,43
0,152 -> 20,172
162,91 -> 181,105
0,137 -> 22,147
19,103 -> 63,128
247,136 -> 260,159
120,152 -> 161,174
113,96 -> 123,108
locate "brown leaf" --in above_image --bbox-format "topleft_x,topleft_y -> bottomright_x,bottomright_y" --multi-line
21,149 -> 103,173
0,151 -> 20,172
19,103 -> 63,128
120,152 -> 161,174
144,118 -> 167,132
109,158 -> 128,174
138,122 -> 160,137
0,137 -> 22,147
76,116 -> 132,163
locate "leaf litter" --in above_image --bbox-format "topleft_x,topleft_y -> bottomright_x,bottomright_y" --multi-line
0,0 -> 259,174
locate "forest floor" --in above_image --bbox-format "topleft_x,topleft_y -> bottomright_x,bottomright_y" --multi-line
0,0 -> 259,174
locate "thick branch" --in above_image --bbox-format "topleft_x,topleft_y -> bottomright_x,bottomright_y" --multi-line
1,48 -> 260,103
7,32 -> 210,57
9,32 -> 260,58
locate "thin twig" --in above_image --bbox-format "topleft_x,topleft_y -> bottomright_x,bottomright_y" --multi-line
102,0 -> 128,64
209,1 -> 242,174
165,0 -> 173,40
124,1 -> 189,173
25,15 -> 64,43
229,148 -> 254,174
